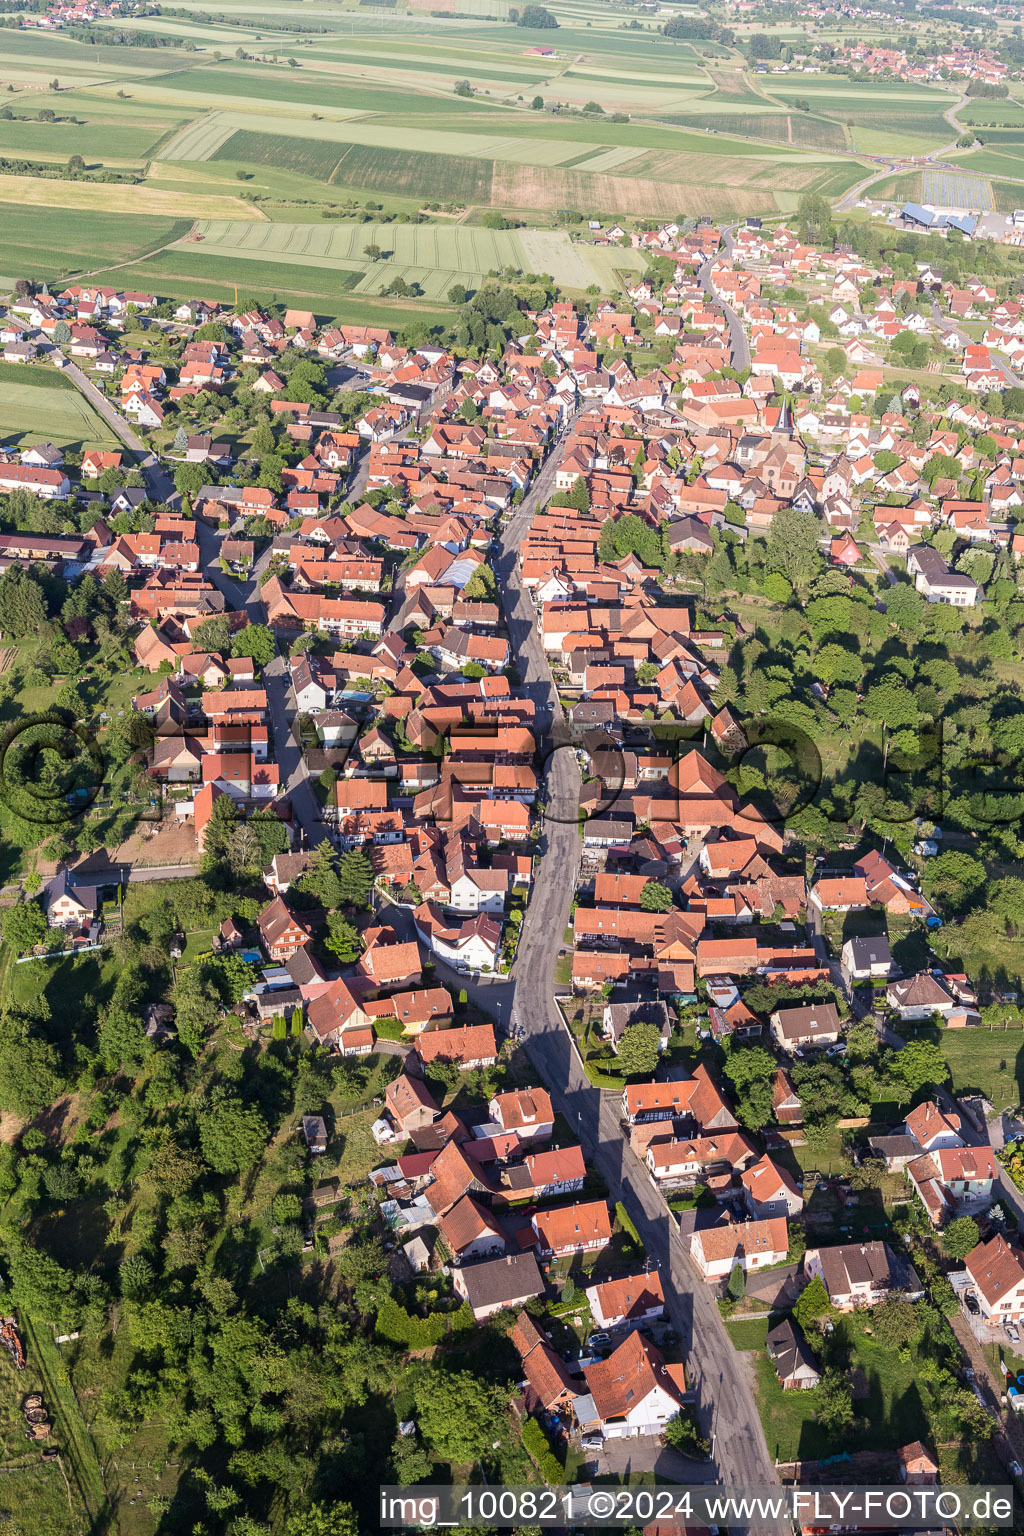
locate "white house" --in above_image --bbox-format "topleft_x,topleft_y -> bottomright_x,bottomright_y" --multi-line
689,1216 -> 789,1282
489,1087 -> 554,1141
965,1234 -> 1024,1323
413,903 -> 502,973
586,1272 -> 665,1331
741,1155 -> 804,1220
581,1331 -> 687,1441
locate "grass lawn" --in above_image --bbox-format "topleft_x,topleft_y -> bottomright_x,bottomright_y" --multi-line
6,952 -> 119,1042
181,927 -> 217,962
0,378 -> 120,450
752,1311 -> 935,1464
932,1022 -> 1024,1111
725,1316 -> 771,1351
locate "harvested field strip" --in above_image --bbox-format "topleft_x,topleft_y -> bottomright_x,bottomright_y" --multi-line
487,161 -> 786,216
0,173 -> 263,221
158,113 -> 243,162
573,145 -> 648,172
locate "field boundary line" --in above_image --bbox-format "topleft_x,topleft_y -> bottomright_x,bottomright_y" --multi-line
20,1314 -> 108,1529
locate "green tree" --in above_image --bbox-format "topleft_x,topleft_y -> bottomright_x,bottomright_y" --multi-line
338,849 -> 374,909
463,564 -> 496,599
283,1502 -> 359,1536
414,1369 -> 510,1462
816,1368 -> 853,1435
516,3 -> 558,25
97,1007 -> 151,1073
942,1216 -> 980,1261
871,1296 -> 922,1349
616,1022 -> 661,1077
200,791 -> 240,866
0,1016 -> 63,1115
324,914 -> 363,964
199,1095 -> 270,1175
796,189 -> 834,245
792,1273 -> 831,1334
2,899 -> 46,955
174,462 -> 208,499
639,879 -> 672,912
765,505 -> 822,593
726,1262 -> 746,1302
886,1039 -> 948,1101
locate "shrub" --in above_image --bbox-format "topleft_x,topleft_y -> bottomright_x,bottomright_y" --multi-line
521,1415 -> 564,1483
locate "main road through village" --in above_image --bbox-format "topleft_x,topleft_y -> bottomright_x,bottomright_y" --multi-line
65,359 -> 783,1518
489,423 -> 785,1513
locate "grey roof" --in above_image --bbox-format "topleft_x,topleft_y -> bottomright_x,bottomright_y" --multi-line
458,1251 -> 544,1311
255,986 -> 302,1018
766,1318 -> 819,1383
867,1134 -> 919,1161
817,1241 -> 896,1299
771,1002 -> 841,1041
605,998 -> 671,1045
845,935 -> 891,967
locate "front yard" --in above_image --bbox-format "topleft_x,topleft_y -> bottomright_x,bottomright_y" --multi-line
734,1305 -> 990,1469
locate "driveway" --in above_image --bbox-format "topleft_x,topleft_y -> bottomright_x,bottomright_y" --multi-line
588,1434 -> 716,1482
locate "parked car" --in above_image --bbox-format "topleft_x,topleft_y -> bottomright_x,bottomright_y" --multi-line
1008,1323 -> 1019,1342
582,1435 -> 603,1452
965,1295 -> 980,1315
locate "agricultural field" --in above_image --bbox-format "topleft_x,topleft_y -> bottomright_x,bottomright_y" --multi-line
0,0 -> 968,311
921,170 -> 992,208
180,217 -> 646,298
0,205 -> 191,287
0,368 -> 121,451
758,73 -> 956,154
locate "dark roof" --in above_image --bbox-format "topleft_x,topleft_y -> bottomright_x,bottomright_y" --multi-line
286,944 -> 325,987
459,1251 -> 544,1311
845,935 -> 891,967
766,1318 -> 818,1382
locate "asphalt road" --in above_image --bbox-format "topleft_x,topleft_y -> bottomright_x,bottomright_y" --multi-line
698,251 -> 751,373
63,343 -> 782,1510
482,413 -> 785,1517
56,354 -> 176,504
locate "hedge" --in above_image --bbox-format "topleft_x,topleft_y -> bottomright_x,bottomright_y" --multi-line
375,1296 -> 474,1348
521,1415 -> 564,1484
615,1200 -> 640,1245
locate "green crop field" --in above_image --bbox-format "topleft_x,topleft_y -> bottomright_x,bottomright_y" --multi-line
0,205 -> 190,285
328,143 -> 496,202
177,216 -> 646,297
0,110 -> 179,163
0,377 -> 121,449
213,130 -> 354,182
960,99 -> 1024,127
